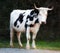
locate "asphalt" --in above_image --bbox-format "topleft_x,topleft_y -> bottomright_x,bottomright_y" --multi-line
0,48 -> 60,53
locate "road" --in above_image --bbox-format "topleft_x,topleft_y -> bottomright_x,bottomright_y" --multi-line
0,48 -> 60,53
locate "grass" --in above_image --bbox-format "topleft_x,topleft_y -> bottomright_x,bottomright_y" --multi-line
36,41 -> 60,50
0,40 -> 60,50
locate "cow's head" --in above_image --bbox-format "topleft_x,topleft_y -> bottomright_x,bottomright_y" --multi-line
34,4 -> 53,24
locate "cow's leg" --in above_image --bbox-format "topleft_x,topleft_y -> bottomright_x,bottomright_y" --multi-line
17,32 -> 23,47
31,24 -> 40,49
26,27 -> 30,49
10,28 -> 14,47
32,33 -> 37,49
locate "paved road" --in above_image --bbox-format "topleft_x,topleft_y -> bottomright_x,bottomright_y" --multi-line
0,48 -> 60,53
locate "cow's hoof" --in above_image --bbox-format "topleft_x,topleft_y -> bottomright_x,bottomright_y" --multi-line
26,46 -> 30,49
19,45 -> 23,48
32,46 -> 36,49
10,45 -> 14,48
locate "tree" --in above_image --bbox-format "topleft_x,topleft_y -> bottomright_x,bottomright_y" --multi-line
0,0 -> 60,41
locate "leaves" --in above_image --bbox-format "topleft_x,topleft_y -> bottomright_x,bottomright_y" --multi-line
0,0 -> 60,41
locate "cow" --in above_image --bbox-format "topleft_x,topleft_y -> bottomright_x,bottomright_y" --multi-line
10,5 -> 53,49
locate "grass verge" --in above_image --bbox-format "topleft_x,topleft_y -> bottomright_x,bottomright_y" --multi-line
36,41 -> 60,50
0,40 -> 60,50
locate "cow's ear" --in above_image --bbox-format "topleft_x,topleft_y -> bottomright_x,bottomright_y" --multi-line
34,9 -> 39,15
30,9 -> 39,15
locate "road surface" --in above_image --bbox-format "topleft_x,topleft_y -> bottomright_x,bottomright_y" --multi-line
0,48 -> 60,53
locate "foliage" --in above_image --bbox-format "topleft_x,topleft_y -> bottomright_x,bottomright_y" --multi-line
0,40 -> 60,50
0,0 -> 60,41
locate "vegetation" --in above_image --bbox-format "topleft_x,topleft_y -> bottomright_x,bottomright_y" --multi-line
0,40 -> 60,50
0,0 -> 60,49
36,41 -> 60,50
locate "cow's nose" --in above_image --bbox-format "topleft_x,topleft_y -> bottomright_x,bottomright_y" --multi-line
42,22 -> 46,24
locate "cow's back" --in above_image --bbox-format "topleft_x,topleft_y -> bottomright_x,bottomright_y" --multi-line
10,9 -> 32,32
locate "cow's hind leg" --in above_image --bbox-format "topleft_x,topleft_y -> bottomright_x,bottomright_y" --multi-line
17,32 -> 23,48
10,28 -> 14,48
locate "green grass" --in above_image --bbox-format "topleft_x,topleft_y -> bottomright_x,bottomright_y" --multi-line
36,41 -> 60,50
0,40 -> 60,50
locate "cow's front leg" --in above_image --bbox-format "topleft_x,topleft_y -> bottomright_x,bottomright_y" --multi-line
32,33 -> 37,49
17,32 -> 23,48
26,27 -> 30,49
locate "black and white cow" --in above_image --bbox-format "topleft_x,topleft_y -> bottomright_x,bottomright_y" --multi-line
10,5 -> 53,49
